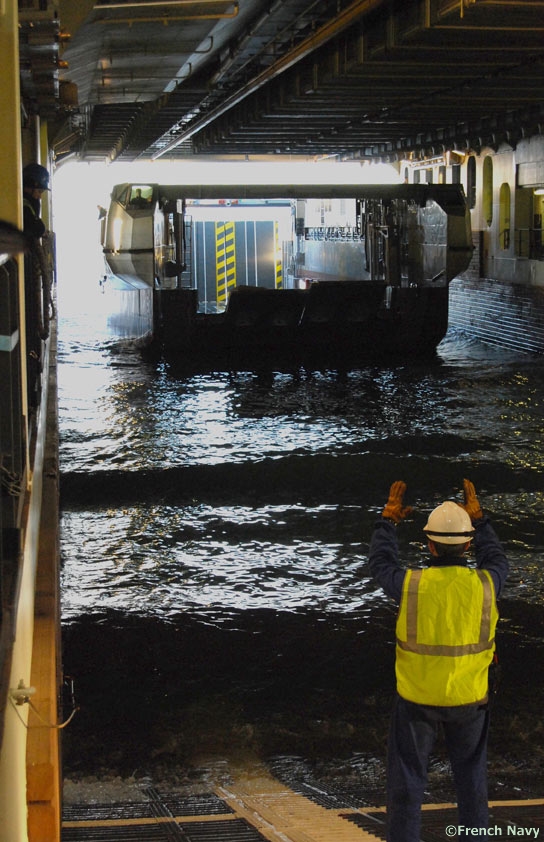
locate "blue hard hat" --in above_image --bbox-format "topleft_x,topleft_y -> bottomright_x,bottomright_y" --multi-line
23,163 -> 50,190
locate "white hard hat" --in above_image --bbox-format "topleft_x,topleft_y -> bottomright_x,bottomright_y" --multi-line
423,501 -> 475,544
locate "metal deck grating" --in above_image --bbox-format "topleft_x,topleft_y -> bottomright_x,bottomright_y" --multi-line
62,819 -> 270,841
343,804 -> 544,842
178,820 -> 271,840
277,778 -> 376,810
62,770 -> 544,842
156,794 -> 234,817
267,755 -> 385,810
63,802 -> 158,822
63,792 -> 234,823
340,811 -> 387,839
491,804 -> 544,825
62,787 -> 268,842
62,828 -> 171,841
62,802 -> 544,842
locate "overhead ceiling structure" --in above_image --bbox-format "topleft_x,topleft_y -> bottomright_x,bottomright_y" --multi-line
19,0 -> 544,164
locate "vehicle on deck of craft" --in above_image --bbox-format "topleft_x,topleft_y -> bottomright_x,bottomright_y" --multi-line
101,182 -> 473,362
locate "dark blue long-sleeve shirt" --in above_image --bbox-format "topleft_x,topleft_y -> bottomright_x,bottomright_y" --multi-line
368,515 -> 509,604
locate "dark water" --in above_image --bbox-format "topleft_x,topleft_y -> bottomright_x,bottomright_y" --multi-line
58,312 -> 544,797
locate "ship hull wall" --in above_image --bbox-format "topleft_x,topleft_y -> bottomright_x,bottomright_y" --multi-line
449,275 -> 544,353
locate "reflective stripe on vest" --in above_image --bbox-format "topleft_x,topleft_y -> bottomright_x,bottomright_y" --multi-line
395,566 -> 499,706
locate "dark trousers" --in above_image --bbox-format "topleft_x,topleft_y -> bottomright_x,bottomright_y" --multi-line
386,695 -> 490,842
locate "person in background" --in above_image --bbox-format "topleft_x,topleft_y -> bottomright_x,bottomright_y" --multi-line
369,479 -> 508,841
129,187 -> 150,208
22,163 -> 49,238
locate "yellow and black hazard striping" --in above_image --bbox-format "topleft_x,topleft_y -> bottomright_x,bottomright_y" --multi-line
274,221 -> 283,289
216,220 -> 237,306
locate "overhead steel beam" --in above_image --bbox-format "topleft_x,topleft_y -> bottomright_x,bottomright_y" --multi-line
94,0 -> 234,7
152,0 -> 387,159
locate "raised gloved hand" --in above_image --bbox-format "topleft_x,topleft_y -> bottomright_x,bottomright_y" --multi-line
460,478 -> 483,521
382,481 -> 413,523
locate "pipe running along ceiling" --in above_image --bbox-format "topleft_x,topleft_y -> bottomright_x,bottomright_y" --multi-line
18,0 -> 544,164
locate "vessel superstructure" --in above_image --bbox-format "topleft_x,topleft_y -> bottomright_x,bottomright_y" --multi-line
101,182 -> 473,362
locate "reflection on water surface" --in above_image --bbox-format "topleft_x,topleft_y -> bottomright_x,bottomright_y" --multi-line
59,319 -> 544,618
58,315 -> 544,791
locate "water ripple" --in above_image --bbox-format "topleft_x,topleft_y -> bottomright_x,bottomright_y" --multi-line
59,317 -> 544,620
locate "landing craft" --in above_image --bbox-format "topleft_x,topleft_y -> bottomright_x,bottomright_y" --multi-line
101,182 -> 473,363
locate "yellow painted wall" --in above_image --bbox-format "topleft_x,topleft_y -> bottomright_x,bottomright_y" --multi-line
0,2 -> 37,840
0,0 -> 23,227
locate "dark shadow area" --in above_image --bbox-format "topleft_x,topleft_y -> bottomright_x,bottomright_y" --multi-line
61,599 -> 544,803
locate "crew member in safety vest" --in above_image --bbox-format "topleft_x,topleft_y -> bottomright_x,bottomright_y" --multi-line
369,479 -> 508,842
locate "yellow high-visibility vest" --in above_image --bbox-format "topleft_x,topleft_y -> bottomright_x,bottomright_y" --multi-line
396,566 -> 499,706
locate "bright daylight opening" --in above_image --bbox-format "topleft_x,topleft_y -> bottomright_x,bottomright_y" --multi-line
53,159 -> 400,317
